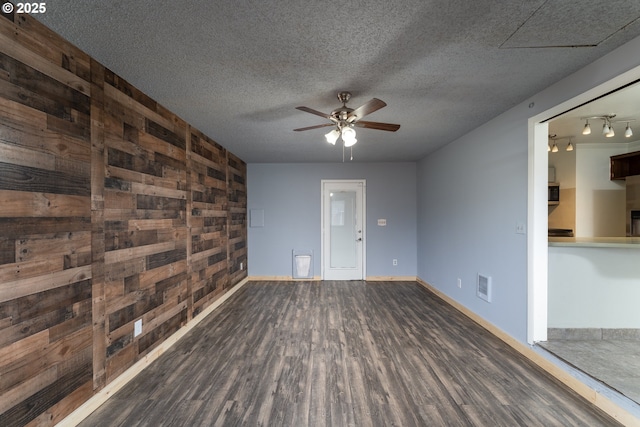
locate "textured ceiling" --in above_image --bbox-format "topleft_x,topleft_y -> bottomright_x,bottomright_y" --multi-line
35,0 -> 640,163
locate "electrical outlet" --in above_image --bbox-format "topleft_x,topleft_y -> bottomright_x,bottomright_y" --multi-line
457,278 -> 462,288
516,222 -> 526,234
134,319 -> 142,337
392,259 -> 398,266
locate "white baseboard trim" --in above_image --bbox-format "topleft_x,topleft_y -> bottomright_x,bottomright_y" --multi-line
416,277 -> 639,426
248,275 -> 322,281
58,277 -> 250,427
248,276 -> 417,282
365,276 -> 417,281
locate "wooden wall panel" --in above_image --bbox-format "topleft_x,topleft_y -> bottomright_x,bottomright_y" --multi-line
0,12 -> 93,427
189,129 -> 229,317
102,72 -> 189,381
227,153 -> 248,287
0,12 -> 248,426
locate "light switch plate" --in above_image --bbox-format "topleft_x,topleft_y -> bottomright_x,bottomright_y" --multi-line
378,219 -> 387,226
516,222 -> 526,234
134,319 -> 142,337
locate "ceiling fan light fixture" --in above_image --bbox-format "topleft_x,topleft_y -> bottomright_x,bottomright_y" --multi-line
341,126 -> 357,146
344,137 -> 357,148
325,129 -> 340,145
295,92 -> 400,154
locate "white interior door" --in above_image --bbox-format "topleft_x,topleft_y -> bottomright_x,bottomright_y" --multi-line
322,180 -> 365,280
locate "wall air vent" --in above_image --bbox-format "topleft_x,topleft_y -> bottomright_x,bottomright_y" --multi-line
477,274 -> 492,303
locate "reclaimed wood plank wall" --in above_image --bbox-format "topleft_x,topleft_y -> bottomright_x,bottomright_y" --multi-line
0,12 -> 247,427
189,129 -> 229,317
227,153 -> 247,288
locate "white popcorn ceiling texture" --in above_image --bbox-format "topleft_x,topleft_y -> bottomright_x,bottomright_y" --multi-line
36,0 -> 640,162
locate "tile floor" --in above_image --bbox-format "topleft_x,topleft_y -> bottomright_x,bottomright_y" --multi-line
539,339 -> 640,404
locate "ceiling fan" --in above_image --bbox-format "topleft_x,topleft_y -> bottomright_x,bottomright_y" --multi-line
294,91 -> 400,147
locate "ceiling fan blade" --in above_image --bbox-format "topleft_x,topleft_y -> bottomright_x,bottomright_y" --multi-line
293,123 -> 335,132
347,98 -> 386,121
296,106 -> 330,119
354,120 -> 400,132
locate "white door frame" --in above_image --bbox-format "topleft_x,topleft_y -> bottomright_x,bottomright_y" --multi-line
321,179 -> 366,280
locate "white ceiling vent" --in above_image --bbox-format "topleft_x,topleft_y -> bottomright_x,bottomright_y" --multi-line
477,274 -> 492,303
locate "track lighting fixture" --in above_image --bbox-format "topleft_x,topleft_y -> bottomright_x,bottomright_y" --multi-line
580,115 -> 636,140
548,134 -> 574,154
566,139 -> 574,151
606,123 -> 615,137
548,134 -> 558,153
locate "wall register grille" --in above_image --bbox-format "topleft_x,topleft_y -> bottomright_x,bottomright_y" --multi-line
477,274 -> 492,303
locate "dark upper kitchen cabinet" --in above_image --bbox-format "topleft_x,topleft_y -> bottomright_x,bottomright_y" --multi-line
610,150 -> 640,180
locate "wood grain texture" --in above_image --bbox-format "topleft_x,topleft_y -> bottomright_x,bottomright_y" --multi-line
226,152 -> 247,287
188,129 -> 229,318
77,281 -> 622,427
0,12 -> 247,427
102,66 -> 190,384
0,11 -> 93,427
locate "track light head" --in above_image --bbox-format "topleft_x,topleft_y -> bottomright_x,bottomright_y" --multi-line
582,120 -> 591,135
606,122 -> 615,137
625,122 -> 633,138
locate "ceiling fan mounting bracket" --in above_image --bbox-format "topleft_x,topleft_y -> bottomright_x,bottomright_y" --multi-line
337,91 -> 352,105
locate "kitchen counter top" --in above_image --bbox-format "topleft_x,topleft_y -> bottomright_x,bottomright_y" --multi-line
548,236 -> 640,248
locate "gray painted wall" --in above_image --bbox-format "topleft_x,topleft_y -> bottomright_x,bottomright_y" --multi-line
417,35 -> 640,343
417,114 -> 529,340
247,163 -> 417,278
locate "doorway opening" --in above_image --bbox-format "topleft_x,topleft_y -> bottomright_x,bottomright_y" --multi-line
529,65 -> 640,406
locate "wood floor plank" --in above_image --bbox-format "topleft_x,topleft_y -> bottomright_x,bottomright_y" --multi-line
77,281 -> 622,426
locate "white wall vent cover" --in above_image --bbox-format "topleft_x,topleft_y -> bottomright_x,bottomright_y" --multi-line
477,274 -> 492,303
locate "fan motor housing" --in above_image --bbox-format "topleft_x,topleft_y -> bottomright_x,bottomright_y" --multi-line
330,107 -> 354,123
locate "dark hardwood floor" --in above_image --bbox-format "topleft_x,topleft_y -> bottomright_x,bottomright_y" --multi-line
79,281 -> 620,426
